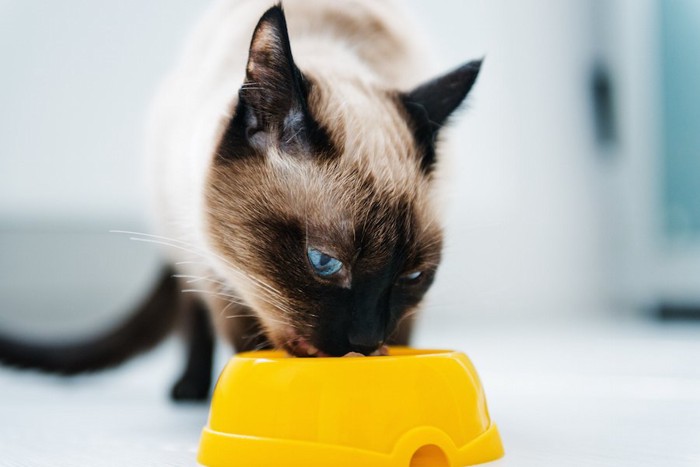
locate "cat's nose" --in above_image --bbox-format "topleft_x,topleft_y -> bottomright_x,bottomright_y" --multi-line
348,284 -> 387,355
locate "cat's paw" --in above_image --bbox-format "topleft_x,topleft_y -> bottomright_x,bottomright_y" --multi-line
170,374 -> 210,402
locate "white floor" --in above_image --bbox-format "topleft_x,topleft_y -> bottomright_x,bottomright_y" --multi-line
1,317 -> 699,466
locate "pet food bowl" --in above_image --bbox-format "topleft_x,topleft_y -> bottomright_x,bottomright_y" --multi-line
197,347 -> 504,467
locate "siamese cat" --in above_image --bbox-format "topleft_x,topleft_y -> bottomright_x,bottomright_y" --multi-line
0,0 -> 481,400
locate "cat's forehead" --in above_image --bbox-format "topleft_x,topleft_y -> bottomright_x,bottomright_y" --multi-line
287,159 -> 439,256
306,73 -> 425,188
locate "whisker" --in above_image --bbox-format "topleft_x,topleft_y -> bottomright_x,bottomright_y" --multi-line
220,298 -> 238,318
118,232 -> 284,299
173,274 -> 229,288
180,288 -> 245,302
113,229 -> 302,330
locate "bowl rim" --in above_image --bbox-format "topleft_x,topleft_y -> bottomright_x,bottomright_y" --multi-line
234,346 -> 461,362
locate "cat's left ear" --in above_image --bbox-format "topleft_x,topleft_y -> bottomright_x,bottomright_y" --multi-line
401,60 -> 482,172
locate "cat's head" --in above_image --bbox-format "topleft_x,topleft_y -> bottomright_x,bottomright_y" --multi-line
205,6 -> 481,356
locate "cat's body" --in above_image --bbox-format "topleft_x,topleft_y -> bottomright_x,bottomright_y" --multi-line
0,0 -> 481,400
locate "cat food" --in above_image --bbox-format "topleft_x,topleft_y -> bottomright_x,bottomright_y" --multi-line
343,345 -> 389,357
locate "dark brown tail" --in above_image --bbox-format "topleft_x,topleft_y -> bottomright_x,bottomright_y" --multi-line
0,267 -> 180,375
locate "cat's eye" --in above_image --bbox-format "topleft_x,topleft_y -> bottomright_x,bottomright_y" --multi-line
399,271 -> 423,283
307,248 -> 343,277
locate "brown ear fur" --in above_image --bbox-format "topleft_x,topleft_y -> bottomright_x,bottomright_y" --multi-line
242,5 -> 305,128
217,5 -> 335,161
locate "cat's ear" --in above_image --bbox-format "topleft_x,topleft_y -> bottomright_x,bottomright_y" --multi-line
224,4 -> 329,157
401,60 -> 482,172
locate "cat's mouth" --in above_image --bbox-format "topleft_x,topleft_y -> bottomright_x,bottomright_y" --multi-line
284,337 -> 331,358
282,336 -> 388,358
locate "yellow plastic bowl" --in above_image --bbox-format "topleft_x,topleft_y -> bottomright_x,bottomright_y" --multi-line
198,347 -> 504,467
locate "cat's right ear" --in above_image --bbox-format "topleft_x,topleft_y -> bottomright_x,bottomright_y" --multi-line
218,4 -> 331,161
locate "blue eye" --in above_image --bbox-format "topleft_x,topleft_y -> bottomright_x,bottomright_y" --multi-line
400,271 -> 422,282
307,248 -> 343,276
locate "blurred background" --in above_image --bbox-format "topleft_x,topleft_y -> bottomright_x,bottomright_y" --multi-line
2,1 -> 700,465
1,0 -> 699,334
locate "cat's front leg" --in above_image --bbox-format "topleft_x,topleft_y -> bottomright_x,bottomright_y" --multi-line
171,297 -> 214,401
